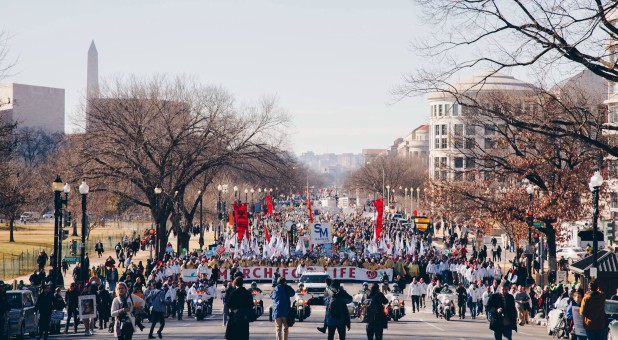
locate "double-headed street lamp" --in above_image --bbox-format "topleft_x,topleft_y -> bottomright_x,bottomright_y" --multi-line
244,188 -> 248,203
198,190 -> 204,249
233,185 -> 239,202
589,171 -> 604,275
52,176 -> 71,287
78,181 -> 89,285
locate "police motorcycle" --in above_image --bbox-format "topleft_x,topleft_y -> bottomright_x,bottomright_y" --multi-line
191,284 -> 214,321
354,282 -> 371,321
435,285 -> 456,321
250,282 -> 264,318
293,283 -> 312,322
385,283 -> 406,321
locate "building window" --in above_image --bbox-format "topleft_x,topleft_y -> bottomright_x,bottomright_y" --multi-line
454,171 -> 463,181
441,138 -> 448,149
440,171 -> 447,180
484,125 -> 496,135
465,125 -> 475,136
445,104 -> 451,116
439,104 -> 443,116
484,138 -> 494,149
434,170 -> 440,179
465,157 -> 475,169
454,157 -> 464,168
441,124 -> 447,135
612,193 -> 618,209
440,157 -> 447,168
609,162 -> 618,179
610,106 -> 618,123
454,137 -> 463,149
434,157 -> 440,168
453,103 -> 459,116
435,138 -> 440,149
435,125 -> 440,136
454,124 -> 463,136
465,137 -> 475,149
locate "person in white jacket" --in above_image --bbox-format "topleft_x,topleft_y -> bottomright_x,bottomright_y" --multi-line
419,277 -> 428,308
467,283 -> 481,319
481,286 -> 492,319
408,277 -> 422,313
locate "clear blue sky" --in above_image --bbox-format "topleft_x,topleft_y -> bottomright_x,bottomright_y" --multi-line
2,0 -> 429,154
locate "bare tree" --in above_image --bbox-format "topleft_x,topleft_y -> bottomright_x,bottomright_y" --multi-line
80,76 -> 289,258
344,156 -> 427,195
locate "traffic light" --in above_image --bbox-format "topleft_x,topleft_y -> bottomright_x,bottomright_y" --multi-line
64,211 -> 72,227
532,232 -> 540,244
62,229 -> 69,240
527,210 -> 534,223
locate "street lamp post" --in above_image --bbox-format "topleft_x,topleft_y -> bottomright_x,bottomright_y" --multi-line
245,188 -> 248,203
234,186 -> 239,202
52,176 -> 64,287
590,171 -> 604,275
78,181 -> 89,285
198,190 -> 204,249
386,185 -> 390,208
217,185 -> 222,242
526,184 -> 534,281
153,186 -> 162,260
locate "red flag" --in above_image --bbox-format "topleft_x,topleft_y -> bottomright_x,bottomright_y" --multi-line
264,222 -> 271,243
233,202 -> 249,241
265,195 -> 273,215
307,199 -> 314,223
372,198 -> 384,239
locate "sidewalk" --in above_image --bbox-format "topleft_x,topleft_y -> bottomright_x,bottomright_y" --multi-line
8,230 -> 215,288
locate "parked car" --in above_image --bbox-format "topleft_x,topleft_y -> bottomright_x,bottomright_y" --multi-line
19,212 -> 40,224
607,300 -> 618,340
5,290 -> 38,338
42,211 -> 53,219
555,247 -> 587,263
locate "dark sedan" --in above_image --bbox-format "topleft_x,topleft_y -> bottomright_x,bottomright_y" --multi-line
5,290 -> 38,338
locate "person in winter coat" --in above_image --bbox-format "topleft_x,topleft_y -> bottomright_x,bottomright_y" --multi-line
407,277 -> 422,313
486,281 -> 518,340
35,284 -> 54,340
225,277 -> 253,340
325,280 -> 352,340
366,283 -> 388,340
270,277 -> 296,340
145,281 -> 167,339
63,283 -> 80,334
98,285 -> 113,330
111,282 -> 135,340
580,280 -> 606,340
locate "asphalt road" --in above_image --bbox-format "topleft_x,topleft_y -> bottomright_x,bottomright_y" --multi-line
59,283 -> 550,340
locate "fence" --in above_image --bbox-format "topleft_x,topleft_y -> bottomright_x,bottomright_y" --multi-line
0,225 -> 147,281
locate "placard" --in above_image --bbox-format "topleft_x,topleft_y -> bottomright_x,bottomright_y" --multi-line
182,269 -> 199,282
216,266 -> 393,282
571,306 -> 586,336
310,222 -> 332,245
78,295 -> 97,319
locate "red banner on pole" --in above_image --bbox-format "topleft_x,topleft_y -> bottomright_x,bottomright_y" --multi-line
265,195 -> 273,215
307,199 -> 314,223
373,198 -> 384,239
233,202 -> 249,241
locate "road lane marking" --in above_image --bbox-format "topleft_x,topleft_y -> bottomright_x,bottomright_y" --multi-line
419,318 -> 445,331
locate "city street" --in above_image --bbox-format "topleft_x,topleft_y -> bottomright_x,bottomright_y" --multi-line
63,283 -> 549,340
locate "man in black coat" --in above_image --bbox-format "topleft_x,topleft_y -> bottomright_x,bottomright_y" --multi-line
35,284 -> 54,340
63,283 -> 80,334
225,277 -> 253,340
0,281 -> 8,337
486,281 -> 518,340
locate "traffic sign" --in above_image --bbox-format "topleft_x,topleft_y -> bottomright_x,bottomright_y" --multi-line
65,256 -> 80,264
533,222 -> 545,229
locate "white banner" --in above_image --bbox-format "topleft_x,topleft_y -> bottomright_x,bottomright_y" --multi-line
182,269 -> 199,282
310,222 -> 332,245
215,266 -> 392,282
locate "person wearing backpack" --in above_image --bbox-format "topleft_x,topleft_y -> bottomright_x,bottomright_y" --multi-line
325,280 -> 353,340
270,277 -> 296,340
145,281 -> 167,339
365,283 -> 388,340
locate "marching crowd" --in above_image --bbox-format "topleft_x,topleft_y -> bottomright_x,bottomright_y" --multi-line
0,203 -> 612,340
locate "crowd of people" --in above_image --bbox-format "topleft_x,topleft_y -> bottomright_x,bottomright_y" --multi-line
0,200 -> 614,340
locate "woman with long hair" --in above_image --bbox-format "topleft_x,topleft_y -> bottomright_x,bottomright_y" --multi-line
111,282 -> 136,340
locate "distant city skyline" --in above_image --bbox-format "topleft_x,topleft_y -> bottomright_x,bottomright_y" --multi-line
0,0 -> 429,154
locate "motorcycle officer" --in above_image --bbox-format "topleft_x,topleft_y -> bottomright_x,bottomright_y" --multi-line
297,283 -> 308,295
250,281 -> 264,310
